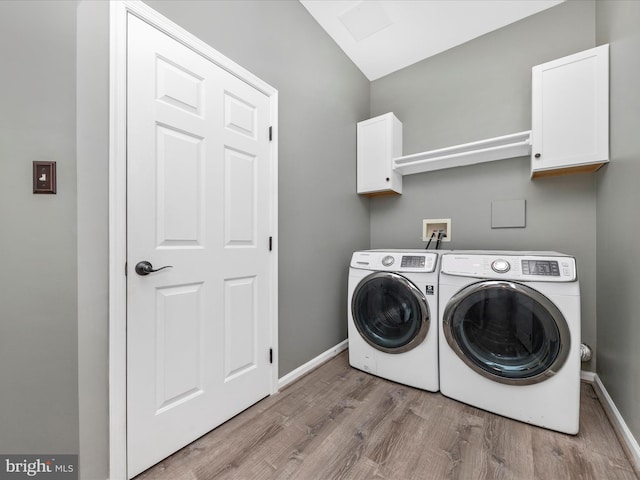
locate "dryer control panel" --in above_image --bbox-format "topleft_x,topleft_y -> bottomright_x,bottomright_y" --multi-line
441,252 -> 576,282
351,250 -> 438,273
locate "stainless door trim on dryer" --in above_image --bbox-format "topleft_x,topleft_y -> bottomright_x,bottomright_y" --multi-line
351,272 -> 430,354
443,280 -> 571,385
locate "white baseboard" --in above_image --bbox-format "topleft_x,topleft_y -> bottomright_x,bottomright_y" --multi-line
587,373 -> 640,472
278,339 -> 348,390
580,369 -> 596,383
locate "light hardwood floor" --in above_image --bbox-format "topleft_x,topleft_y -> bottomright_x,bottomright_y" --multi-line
136,351 -> 638,480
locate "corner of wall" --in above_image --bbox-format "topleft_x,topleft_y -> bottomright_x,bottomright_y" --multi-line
77,1 -> 111,478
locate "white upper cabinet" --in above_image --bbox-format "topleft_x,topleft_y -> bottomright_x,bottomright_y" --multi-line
357,113 -> 402,195
356,45 -> 610,191
531,44 -> 609,178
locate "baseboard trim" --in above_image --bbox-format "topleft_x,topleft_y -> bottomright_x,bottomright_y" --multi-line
277,339 -> 348,390
580,369 -> 596,383
587,373 -> 640,474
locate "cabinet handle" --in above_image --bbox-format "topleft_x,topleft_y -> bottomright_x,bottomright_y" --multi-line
135,261 -> 173,276
534,153 -> 541,158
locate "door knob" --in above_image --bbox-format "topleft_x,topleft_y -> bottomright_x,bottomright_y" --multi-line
135,261 -> 173,276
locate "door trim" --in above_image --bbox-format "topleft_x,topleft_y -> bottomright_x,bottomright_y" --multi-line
109,2 -> 279,478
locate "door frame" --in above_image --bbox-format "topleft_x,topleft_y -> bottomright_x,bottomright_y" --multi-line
108,2 -> 279,478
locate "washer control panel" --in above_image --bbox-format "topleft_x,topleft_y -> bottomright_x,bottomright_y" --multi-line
521,259 -> 560,276
441,253 -> 576,282
351,250 -> 437,273
401,255 -> 426,268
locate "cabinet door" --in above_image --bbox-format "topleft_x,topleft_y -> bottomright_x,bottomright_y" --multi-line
357,113 -> 402,195
531,45 -> 608,177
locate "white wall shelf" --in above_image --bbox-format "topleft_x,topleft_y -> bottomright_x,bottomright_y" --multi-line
393,130 -> 532,176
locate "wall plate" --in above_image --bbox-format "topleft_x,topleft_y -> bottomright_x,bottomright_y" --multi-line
423,218 -> 451,242
491,199 -> 526,228
33,161 -> 56,194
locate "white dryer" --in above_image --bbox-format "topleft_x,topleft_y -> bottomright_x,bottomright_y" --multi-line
348,250 -> 440,392
438,251 -> 581,434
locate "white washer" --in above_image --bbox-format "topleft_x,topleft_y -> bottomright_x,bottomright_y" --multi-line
439,251 -> 581,434
348,250 -> 440,392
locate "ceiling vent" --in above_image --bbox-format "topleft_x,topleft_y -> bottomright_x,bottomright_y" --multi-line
338,1 -> 392,42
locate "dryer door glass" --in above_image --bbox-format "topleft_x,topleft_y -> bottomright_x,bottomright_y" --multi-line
443,281 -> 570,385
352,272 -> 429,354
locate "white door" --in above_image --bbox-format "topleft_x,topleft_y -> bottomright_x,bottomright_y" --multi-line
126,15 -> 274,478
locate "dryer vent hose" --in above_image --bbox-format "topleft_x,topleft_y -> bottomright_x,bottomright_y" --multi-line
580,343 -> 593,363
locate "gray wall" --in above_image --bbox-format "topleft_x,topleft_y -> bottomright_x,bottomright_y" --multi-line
369,0 -> 599,369
595,0 -> 640,446
0,1 -> 79,455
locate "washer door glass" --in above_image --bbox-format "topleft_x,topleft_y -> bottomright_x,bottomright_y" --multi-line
352,272 -> 429,354
443,281 -> 570,385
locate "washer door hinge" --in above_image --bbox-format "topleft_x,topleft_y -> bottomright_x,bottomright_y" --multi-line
269,236 -> 273,251
269,126 -> 273,141
269,348 -> 273,364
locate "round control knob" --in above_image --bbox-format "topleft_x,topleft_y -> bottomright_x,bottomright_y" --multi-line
381,255 -> 395,267
491,259 -> 511,273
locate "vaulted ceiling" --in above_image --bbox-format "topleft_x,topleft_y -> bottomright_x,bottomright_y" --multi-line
300,0 -> 564,80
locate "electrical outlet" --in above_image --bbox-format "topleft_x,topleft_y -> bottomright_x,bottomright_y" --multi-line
422,218 -> 451,242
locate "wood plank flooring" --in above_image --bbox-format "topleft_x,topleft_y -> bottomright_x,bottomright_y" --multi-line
135,351 -> 638,480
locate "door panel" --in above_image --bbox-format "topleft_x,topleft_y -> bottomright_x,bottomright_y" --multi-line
156,55 -> 204,115
224,148 -> 257,246
155,283 -> 204,413
156,125 -> 204,246
224,276 -> 258,379
127,14 -> 273,478
224,91 -> 257,138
